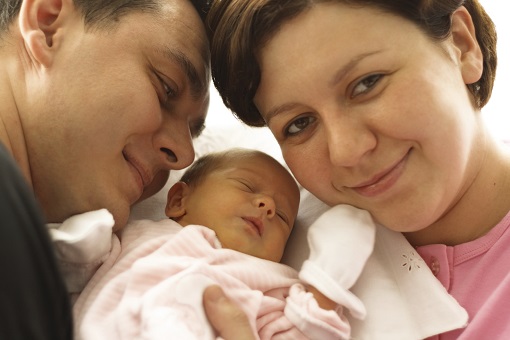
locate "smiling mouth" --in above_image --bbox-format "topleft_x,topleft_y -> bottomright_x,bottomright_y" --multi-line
350,150 -> 411,197
122,150 -> 153,201
242,217 -> 264,236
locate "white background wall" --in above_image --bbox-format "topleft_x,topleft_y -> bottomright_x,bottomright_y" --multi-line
480,0 -> 509,139
205,0 -> 509,139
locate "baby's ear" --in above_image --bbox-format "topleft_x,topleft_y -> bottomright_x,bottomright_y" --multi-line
165,182 -> 190,219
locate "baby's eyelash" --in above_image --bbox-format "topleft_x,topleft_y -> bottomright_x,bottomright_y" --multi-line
276,210 -> 289,225
237,180 -> 254,192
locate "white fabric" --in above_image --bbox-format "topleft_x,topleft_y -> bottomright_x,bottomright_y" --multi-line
47,209 -> 115,294
289,190 -> 468,339
350,225 -> 468,339
299,205 -> 376,320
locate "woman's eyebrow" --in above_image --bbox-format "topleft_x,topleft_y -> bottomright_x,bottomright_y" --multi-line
329,50 -> 383,87
264,102 -> 301,124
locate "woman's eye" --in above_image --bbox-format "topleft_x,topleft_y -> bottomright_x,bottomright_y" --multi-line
351,74 -> 382,98
285,116 -> 316,136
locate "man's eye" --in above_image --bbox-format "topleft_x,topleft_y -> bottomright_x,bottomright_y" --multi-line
351,74 -> 382,97
285,116 -> 316,136
156,73 -> 178,102
162,81 -> 177,98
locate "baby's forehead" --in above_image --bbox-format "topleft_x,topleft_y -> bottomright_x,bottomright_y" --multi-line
211,151 -> 299,192
218,156 -> 288,181
226,152 -> 284,170
216,163 -> 268,179
222,157 -> 299,201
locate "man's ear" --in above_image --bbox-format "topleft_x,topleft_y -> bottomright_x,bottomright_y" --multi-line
18,0 -> 70,67
165,182 -> 191,219
450,6 -> 484,85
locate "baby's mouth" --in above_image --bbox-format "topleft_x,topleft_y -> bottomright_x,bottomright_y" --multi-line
243,217 -> 264,236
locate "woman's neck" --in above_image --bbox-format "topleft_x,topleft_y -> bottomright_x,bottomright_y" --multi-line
405,130 -> 510,247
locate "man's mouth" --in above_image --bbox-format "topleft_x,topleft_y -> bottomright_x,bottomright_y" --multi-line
123,150 -> 153,201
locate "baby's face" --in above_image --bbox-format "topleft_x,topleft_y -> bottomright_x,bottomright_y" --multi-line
180,154 -> 300,262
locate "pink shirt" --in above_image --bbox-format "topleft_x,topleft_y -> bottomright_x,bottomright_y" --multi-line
417,210 -> 510,339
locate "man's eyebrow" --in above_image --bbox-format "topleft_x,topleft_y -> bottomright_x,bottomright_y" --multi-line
163,48 -> 207,100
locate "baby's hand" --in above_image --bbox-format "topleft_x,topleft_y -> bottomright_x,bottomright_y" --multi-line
203,285 -> 256,340
306,285 -> 338,310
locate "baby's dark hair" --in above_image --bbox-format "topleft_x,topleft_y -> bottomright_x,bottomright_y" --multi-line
179,148 -> 279,188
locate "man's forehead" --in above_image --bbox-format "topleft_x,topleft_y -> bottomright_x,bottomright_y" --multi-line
158,0 -> 211,98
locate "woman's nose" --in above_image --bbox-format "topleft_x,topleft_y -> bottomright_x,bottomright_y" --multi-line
324,114 -> 376,167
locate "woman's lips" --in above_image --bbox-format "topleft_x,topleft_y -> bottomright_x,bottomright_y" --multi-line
351,151 -> 410,197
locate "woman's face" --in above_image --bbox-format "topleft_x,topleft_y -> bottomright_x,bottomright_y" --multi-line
254,3 -> 484,232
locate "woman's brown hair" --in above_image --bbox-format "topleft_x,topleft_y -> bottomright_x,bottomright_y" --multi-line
207,0 -> 497,127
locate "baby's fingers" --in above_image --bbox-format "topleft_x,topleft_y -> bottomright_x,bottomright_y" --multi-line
203,285 -> 256,340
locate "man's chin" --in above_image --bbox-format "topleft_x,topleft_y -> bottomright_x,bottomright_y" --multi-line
137,170 -> 170,203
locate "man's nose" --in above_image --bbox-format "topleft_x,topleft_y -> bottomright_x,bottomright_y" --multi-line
154,118 -> 196,171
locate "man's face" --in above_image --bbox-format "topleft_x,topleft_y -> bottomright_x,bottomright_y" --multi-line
22,0 -> 210,228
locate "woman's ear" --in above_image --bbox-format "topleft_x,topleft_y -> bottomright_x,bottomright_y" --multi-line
165,182 -> 190,219
450,6 -> 484,85
18,0 -> 69,67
